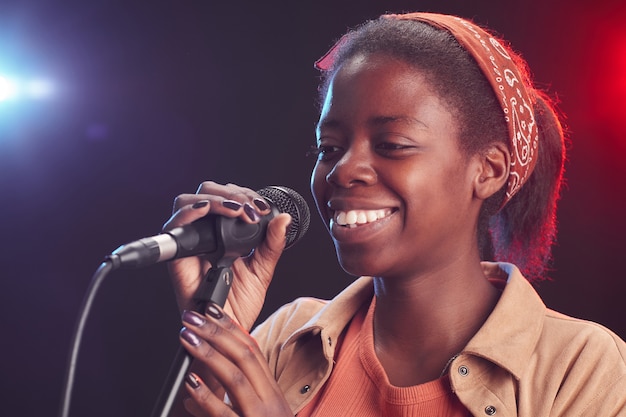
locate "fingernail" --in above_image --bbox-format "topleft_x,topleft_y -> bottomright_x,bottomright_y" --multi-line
185,373 -> 201,389
182,310 -> 206,327
222,199 -> 242,211
180,328 -> 201,346
253,197 -> 269,211
205,303 -> 223,320
243,203 -> 260,221
192,200 -> 209,209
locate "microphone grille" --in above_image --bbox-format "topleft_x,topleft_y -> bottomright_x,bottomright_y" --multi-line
257,186 -> 311,249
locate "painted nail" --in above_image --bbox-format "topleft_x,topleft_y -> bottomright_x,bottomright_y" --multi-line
180,328 -> 201,346
253,197 -> 269,211
192,200 -> 209,209
185,373 -> 201,389
205,303 -> 223,320
182,310 -> 206,327
243,203 -> 260,221
222,199 -> 242,211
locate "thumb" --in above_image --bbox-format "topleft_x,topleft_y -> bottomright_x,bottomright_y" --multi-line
245,213 -> 291,278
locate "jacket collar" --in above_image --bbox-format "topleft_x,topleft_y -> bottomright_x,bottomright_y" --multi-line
282,275 -> 374,357
462,262 -> 546,380
283,262 -> 546,379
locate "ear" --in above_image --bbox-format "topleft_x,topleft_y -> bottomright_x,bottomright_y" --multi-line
473,142 -> 510,201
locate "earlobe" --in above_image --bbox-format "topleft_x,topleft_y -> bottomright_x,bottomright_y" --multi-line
474,143 -> 510,200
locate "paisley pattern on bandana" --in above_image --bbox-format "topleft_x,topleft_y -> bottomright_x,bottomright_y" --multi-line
315,12 -> 538,207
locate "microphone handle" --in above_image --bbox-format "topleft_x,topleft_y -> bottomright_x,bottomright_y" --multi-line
151,266 -> 233,417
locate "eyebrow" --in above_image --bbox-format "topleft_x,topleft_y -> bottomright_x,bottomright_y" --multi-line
316,115 -> 427,131
369,115 -> 427,128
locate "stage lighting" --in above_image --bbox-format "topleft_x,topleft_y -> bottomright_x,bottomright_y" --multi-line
0,74 -> 56,102
0,75 -> 18,101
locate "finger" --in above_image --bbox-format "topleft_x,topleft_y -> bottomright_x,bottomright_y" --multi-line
180,326 -> 258,414
196,182 -> 272,218
196,181 -> 250,199
181,307 -> 272,384
164,197 -> 212,231
180,308 -> 279,413
202,304 -> 276,383
164,195 -> 252,232
196,182 -> 271,213
184,373 -> 238,417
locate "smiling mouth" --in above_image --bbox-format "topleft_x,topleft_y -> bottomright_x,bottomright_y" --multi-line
333,208 -> 395,228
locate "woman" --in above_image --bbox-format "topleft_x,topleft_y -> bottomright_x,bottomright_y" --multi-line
164,12 -> 626,417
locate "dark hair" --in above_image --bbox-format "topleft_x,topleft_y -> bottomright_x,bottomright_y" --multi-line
317,17 -> 567,282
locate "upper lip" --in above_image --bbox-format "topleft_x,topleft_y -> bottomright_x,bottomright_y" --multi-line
326,197 -> 398,213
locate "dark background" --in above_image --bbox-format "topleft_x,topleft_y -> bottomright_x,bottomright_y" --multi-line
0,0 -> 624,416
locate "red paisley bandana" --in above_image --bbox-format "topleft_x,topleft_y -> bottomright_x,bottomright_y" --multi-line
315,12 -> 538,206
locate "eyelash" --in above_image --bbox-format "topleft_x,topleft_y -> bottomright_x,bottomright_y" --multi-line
306,144 -> 340,160
376,143 -> 410,151
308,142 -> 413,162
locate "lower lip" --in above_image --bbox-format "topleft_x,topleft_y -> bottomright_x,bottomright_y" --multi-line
330,212 -> 396,243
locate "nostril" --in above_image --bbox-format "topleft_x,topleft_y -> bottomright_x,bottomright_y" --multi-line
326,163 -> 376,188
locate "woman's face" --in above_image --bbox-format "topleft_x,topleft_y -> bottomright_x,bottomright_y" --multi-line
311,53 -> 481,280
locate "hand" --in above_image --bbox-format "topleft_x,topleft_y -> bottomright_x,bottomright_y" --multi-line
179,305 -> 293,417
163,181 -> 292,331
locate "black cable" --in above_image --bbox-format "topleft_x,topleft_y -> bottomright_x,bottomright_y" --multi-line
58,185 -> 310,417
58,260 -> 115,417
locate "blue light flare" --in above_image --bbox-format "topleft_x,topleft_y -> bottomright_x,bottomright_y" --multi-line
0,73 -> 55,101
0,75 -> 18,101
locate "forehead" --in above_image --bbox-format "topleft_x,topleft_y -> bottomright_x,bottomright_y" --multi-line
318,53 -> 456,130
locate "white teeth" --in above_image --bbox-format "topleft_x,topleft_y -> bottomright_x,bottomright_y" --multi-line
334,209 -> 392,227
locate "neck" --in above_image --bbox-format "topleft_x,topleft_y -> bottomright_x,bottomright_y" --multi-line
371,259 -> 500,386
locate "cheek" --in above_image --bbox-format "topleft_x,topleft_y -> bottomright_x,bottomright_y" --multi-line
310,162 -> 329,218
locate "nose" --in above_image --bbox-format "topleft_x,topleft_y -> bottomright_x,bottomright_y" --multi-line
326,143 -> 377,188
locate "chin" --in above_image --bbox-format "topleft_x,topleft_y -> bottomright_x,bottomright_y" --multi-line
336,251 -> 381,277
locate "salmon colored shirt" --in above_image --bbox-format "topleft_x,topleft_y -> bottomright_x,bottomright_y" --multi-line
252,263 -> 626,416
297,297 -> 470,416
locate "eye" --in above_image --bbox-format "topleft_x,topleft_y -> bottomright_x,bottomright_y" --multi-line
308,144 -> 342,161
374,141 -> 416,157
376,142 -> 410,150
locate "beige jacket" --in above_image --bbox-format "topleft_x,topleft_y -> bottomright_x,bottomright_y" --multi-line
253,263 -> 626,416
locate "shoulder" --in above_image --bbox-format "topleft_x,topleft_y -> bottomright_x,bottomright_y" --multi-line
479,263 -> 626,414
540,309 -> 626,362
527,310 -> 626,415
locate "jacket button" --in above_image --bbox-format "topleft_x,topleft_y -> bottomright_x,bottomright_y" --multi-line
458,365 -> 469,376
485,405 -> 496,415
300,385 -> 311,394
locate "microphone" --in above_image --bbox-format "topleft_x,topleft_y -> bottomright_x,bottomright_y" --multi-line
105,185 -> 311,269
